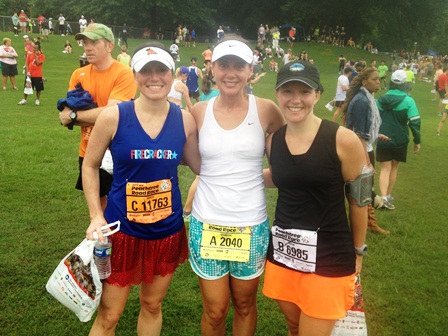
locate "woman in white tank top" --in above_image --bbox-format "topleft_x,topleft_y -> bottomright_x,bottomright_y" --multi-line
188,39 -> 284,335
168,65 -> 193,111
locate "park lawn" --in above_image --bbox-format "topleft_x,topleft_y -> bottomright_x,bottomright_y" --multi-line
0,33 -> 446,336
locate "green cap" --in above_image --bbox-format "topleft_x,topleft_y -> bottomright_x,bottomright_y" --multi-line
75,23 -> 114,42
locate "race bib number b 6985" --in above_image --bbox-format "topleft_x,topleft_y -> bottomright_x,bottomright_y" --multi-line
271,226 -> 317,273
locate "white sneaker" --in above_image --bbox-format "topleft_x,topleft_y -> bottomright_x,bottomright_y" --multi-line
381,197 -> 395,210
18,99 -> 27,105
35,99 -> 40,105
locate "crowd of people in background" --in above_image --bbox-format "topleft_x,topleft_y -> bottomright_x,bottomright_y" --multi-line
2,12 -> 448,335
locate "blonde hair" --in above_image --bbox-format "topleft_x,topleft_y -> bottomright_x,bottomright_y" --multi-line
3,37 -> 11,45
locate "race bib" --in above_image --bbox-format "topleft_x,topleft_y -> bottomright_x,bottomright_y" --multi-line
200,224 -> 251,262
271,226 -> 317,273
126,180 -> 172,224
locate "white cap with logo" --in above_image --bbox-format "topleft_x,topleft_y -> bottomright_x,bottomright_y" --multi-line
211,40 -> 253,64
131,47 -> 175,73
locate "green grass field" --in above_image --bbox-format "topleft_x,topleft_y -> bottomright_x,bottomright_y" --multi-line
0,33 -> 447,336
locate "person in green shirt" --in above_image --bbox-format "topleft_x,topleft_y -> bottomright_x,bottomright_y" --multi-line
404,64 -> 416,92
378,60 -> 388,89
117,45 -> 130,66
376,70 -> 421,210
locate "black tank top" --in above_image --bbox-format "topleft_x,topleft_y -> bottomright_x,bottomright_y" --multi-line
267,119 -> 355,276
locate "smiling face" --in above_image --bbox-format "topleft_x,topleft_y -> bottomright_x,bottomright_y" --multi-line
362,70 -> 381,93
275,81 -> 321,123
212,56 -> 252,95
134,61 -> 174,101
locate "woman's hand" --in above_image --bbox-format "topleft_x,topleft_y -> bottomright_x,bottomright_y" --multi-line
414,144 -> 421,153
86,216 -> 108,242
378,133 -> 390,142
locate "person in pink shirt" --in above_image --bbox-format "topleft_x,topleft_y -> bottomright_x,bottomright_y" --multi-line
0,37 -> 19,90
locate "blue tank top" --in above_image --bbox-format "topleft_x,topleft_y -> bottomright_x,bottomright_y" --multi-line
104,101 -> 186,240
186,66 -> 200,92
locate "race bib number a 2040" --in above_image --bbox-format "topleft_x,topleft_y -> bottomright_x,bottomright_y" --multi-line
271,226 -> 317,273
200,224 -> 251,262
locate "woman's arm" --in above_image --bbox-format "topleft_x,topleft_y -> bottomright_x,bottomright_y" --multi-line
263,133 -> 276,188
176,81 -> 193,112
336,127 -> 368,273
256,97 -> 285,135
83,106 -> 118,241
181,109 -> 201,175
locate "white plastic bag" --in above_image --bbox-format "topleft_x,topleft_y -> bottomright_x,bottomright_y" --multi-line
24,76 -> 33,95
46,221 -> 120,322
331,274 -> 368,335
325,100 -> 335,112
100,149 -> 113,175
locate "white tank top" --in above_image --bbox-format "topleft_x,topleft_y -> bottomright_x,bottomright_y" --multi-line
192,94 -> 267,226
168,79 -> 183,101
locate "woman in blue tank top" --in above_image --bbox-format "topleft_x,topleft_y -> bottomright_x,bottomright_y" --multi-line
81,42 -> 200,335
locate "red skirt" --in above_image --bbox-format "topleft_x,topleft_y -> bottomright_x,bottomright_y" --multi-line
105,227 -> 188,287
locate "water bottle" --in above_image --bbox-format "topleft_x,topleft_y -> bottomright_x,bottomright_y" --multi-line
94,236 -> 112,280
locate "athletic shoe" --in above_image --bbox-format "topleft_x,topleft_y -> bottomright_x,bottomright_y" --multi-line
17,99 -> 27,105
437,132 -> 440,136
381,198 -> 395,210
35,99 -> 40,105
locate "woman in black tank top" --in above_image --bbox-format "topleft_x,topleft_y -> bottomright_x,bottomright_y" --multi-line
262,60 -> 369,336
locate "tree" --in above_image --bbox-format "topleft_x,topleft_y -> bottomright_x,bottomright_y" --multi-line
24,0 -> 448,54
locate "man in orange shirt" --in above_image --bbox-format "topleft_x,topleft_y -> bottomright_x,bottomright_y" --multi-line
58,23 -> 137,208
288,27 -> 296,48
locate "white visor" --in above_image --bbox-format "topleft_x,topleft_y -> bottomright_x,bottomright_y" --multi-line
212,40 -> 253,64
131,47 -> 175,73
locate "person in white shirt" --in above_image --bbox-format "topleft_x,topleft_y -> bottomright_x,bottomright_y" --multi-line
332,67 -> 352,123
169,41 -> 180,62
188,39 -> 284,336
58,14 -> 66,35
78,15 -> 87,33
